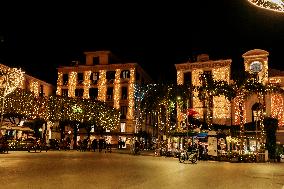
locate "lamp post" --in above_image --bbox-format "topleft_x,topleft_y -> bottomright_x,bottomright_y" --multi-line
186,99 -> 189,142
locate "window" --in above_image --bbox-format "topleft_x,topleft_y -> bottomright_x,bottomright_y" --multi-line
39,85 -> 44,97
184,72 -> 192,85
77,73 -> 84,84
107,87 -> 113,100
91,72 -> 99,81
62,89 -> 68,97
93,56 -> 99,65
120,106 -> 127,119
75,89 -> 84,97
120,122 -> 126,132
121,70 -> 130,79
203,71 -> 212,76
89,88 -> 98,99
121,87 -> 128,100
106,71 -> 115,84
63,74 -> 68,85
89,88 -> 98,100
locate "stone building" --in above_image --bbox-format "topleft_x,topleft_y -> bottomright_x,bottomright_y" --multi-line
56,51 -> 152,145
0,63 -> 54,139
175,49 -> 284,146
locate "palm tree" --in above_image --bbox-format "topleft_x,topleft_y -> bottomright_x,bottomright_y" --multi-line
141,83 -> 190,151
229,71 -> 283,154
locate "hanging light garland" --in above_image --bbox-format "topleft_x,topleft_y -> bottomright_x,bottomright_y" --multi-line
247,0 -> 284,13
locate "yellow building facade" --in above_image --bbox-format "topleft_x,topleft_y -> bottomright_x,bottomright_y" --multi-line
56,51 -> 151,143
175,49 -> 284,144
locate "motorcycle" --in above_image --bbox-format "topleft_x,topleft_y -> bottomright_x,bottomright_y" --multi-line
179,149 -> 198,163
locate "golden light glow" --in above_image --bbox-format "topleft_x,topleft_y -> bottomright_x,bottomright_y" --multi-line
234,96 -> 247,125
98,70 -> 107,102
0,66 -> 25,97
68,72 -> 77,97
83,71 -> 91,99
212,66 -> 231,119
114,69 -> 121,109
271,94 -> 284,126
177,70 -> 184,85
269,77 -> 281,84
176,70 -> 184,128
212,67 -> 230,82
127,68 -> 135,119
56,72 -> 63,96
247,0 -> 284,13
192,69 -> 203,119
30,81 -> 39,97
213,96 -> 231,119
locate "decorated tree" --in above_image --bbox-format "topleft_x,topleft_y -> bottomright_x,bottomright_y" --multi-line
45,96 -> 120,143
0,65 -> 24,129
4,88 -> 41,124
141,83 -> 192,151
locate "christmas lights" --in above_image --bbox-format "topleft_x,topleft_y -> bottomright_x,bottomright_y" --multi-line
177,70 -> 184,85
83,71 -> 91,99
30,81 -> 39,97
98,70 -> 107,102
271,94 -> 284,126
0,66 -> 25,97
56,72 -> 63,96
127,68 -> 135,119
68,72 -> 77,97
192,69 -> 203,119
247,0 -> 284,13
114,69 -> 121,109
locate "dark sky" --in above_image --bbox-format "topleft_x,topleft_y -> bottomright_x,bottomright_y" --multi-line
0,1 -> 284,85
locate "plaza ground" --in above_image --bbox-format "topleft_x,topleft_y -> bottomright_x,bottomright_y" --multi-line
0,151 -> 284,189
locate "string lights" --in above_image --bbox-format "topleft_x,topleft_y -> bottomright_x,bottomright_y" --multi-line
30,81 -> 39,97
0,65 -> 25,97
83,71 -> 91,99
113,69 -> 121,109
192,69 -> 203,119
247,0 -> 284,13
127,68 -> 135,119
98,70 -> 107,102
56,72 -> 63,96
68,72 -> 77,98
271,94 -> 284,126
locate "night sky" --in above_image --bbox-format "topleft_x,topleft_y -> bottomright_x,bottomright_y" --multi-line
0,1 -> 284,85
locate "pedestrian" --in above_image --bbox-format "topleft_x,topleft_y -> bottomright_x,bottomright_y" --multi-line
92,139 -> 97,152
99,138 -> 103,152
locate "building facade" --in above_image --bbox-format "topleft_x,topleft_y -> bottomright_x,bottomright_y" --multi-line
175,49 -> 284,145
56,51 -> 152,145
0,63 -> 54,139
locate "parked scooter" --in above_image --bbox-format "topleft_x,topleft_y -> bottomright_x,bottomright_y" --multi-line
179,149 -> 198,163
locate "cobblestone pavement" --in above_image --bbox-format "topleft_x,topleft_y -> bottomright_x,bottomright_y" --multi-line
0,151 -> 284,189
